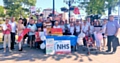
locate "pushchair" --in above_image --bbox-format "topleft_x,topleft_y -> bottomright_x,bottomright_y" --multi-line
83,35 -> 98,55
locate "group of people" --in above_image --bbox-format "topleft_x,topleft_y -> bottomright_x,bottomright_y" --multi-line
1,14 -> 120,54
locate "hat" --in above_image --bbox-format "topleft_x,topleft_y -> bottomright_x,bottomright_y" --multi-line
109,14 -> 114,17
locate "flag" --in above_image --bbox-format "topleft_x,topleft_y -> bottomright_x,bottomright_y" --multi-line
73,7 -> 80,15
17,28 -> 30,42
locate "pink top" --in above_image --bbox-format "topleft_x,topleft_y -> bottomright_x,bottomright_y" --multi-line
3,24 -> 11,34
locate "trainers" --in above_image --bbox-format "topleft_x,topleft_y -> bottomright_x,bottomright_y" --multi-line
106,50 -> 111,52
3,50 -> 6,53
9,50 -> 12,52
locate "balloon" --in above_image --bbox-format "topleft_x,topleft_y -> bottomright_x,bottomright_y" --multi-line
40,43 -> 45,49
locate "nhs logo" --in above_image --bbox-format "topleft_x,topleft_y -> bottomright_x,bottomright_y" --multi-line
54,40 -> 71,53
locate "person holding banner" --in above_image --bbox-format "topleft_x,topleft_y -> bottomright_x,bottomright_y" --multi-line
17,18 -> 25,51
2,18 -> 12,53
27,18 -> 37,48
53,21 -> 61,28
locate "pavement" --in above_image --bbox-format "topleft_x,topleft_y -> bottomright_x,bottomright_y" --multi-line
0,30 -> 119,63
0,43 -> 120,63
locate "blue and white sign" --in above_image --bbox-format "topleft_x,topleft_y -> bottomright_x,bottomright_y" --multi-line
54,40 -> 71,53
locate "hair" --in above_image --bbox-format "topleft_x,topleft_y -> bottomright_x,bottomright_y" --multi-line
19,18 -> 22,20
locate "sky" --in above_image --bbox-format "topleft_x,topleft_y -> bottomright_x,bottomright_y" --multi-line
0,0 -> 119,18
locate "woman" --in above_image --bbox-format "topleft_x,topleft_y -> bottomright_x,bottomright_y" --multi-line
82,20 -> 89,46
27,18 -> 37,48
53,21 -> 61,28
68,22 -> 75,35
2,18 -> 12,53
17,18 -> 25,51
60,21 -> 65,34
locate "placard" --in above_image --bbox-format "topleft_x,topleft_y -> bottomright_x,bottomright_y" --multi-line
46,39 -> 55,54
54,40 -> 71,54
30,6 -> 36,15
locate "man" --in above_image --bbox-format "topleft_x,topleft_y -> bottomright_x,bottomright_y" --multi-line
86,16 -> 91,27
106,15 -> 120,53
9,17 -> 17,50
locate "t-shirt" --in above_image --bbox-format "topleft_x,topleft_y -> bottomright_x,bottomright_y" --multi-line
89,25 -> 94,34
27,24 -> 37,35
53,25 -> 61,28
35,32 -> 41,42
102,24 -> 106,33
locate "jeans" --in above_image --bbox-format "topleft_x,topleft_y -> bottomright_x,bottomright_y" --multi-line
3,34 -> 11,48
11,32 -> 16,49
107,35 -> 117,52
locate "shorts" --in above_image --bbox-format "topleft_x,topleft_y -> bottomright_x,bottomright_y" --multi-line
102,33 -> 106,38
28,35 -> 35,43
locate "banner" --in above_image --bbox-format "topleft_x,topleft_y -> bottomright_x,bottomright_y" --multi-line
51,28 -> 63,35
17,28 -> 30,42
46,39 -> 55,54
54,40 -> 71,54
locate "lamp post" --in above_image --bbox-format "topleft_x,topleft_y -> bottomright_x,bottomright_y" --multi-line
64,0 -> 76,23
53,0 -> 55,21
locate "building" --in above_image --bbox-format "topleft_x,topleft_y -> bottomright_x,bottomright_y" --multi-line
42,8 -> 59,19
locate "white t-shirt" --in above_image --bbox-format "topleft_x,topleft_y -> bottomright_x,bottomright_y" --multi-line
89,25 -> 94,34
60,25 -> 65,32
69,26 -> 74,35
82,24 -> 89,33
9,21 -> 17,33
53,25 -> 61,28
27,24 -> 37,35
75,25 -> 80,32
102,24 -> 106,33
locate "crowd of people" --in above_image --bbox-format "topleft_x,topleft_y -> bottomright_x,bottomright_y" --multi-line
1,14 -> 119,54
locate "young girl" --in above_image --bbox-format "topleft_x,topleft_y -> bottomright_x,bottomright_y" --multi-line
35,27 -> 43,49
2,18 -> 12,53
94,29 -> 103,51
17,18 -> 25,51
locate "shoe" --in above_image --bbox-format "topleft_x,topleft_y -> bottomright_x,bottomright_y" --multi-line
106,50 -> 111,52
19,48 -> 22,51
9,50 -> 12,52
4,50 -> 6,53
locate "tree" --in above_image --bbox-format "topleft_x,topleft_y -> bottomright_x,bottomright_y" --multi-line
105,0 -> 119,15
3,0 -> 36,18
77,0 -> 119,15
0,6 -> 5,17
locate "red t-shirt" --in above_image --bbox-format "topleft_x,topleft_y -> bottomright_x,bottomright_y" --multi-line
35,32 -> 41,42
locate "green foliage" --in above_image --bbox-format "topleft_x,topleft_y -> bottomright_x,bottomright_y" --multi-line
0,6 -> 5,17
3,0 -> 36,19
77,0 -> 119,15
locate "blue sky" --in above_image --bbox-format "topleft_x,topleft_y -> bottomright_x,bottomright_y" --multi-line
0,0 -> 119,17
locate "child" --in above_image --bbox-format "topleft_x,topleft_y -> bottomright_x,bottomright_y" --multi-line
35,27 -> 44,49
94,30 -> 103,51
17,18 -> 25,51
2,18 -> 12,53
86,36 -> 94,47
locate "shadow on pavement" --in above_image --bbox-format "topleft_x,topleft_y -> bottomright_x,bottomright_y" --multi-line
0,46 -> 119,62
